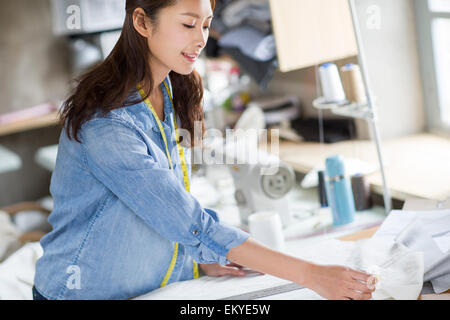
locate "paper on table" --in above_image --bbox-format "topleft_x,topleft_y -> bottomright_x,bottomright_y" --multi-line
134,271 -> 302,300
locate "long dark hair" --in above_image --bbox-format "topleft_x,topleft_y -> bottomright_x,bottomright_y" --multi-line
59,0 -> 215,147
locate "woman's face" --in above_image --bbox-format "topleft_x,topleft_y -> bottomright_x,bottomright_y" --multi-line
140,0 -> 213,76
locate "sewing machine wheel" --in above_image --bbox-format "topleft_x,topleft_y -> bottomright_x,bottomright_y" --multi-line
261,166 -> 295,199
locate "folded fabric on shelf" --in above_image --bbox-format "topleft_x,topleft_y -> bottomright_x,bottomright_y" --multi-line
218,25 -> 276,62
221,0 -> 271,29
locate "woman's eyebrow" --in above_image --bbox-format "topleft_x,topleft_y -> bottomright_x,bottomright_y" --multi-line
181,12 -> 214,19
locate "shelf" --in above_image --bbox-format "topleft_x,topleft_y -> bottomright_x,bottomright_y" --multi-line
0,110 -> 60,137
313,97 -> 373,120
312,97 -> 348,110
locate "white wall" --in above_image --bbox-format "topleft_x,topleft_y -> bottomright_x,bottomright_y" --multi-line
355,0 -> 426,139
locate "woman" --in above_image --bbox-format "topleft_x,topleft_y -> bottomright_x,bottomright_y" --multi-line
33,0 -> 374,300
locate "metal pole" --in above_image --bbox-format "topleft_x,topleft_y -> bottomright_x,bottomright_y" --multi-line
348,0 -> 392,214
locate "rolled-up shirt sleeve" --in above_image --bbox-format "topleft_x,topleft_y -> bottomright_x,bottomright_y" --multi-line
80,117 -> 249,265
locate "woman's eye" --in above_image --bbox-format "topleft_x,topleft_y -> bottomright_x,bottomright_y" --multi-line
183,24 -> 210,30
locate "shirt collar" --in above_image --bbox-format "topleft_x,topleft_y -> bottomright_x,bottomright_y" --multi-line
161,77 -> 174,118
149,77 -> 174,132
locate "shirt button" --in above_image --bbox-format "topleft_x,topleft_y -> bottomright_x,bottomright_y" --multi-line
192,229 -> 199,235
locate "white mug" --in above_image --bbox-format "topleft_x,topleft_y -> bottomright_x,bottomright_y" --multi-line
248,211 -> 285,251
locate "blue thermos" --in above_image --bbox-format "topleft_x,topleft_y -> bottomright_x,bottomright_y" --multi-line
325,155 -> 355,226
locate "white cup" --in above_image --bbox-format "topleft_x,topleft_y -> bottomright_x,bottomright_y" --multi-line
248,211 -> 285,251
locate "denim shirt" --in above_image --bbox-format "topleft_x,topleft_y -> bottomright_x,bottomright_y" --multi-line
33,74 -> 250,300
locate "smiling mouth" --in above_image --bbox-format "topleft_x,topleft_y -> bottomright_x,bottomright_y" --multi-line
182,52 -> 198,62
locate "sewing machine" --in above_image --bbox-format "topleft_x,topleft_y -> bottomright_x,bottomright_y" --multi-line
203,129 -> 296,229
229,156 -> 295,228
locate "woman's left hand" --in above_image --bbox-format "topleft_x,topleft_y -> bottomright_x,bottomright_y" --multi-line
198,262 -> 264,277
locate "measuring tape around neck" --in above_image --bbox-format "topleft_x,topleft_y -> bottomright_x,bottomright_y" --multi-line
137,81 -> 199,287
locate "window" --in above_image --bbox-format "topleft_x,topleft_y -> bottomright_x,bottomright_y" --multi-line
431,18 -> 450,125
414,0 -> 450,131
428,0 -> 450,12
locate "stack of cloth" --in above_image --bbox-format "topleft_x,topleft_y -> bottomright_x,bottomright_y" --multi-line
207,0 -> 278,89
374,209 -> 450,294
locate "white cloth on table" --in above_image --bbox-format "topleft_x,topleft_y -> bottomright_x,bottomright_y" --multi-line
374,210 -> 450,294
136,238 -> 423,300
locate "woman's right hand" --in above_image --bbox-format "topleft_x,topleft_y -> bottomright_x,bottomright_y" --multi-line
306,264 -> 375,300
226,238 -> 376,300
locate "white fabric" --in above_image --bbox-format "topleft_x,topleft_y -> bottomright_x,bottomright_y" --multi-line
218,26 -> 276,62
374,210 -> 450,293
0,242 -> 43,300
221,0 -> 271,28
344,240 -> 424,300
136,238 -> 423,300
0,211 -> 21,263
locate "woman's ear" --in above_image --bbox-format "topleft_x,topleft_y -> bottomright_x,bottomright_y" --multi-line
132,8 -> 153,38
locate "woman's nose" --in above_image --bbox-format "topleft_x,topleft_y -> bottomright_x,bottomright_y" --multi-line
195,28 -> 208,49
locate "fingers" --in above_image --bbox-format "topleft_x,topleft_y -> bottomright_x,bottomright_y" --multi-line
220,266 -> 246,277
343,279 -> 374,300
226,262 -> 244,269
207,264 -> 264,277
347,278 -> 374,293
313,265 -> 375,300
347,268 -> 377,292
366,275 -> 379,290
344,291 -> 372,300
226,263 -> 265,276
348,269 -> 371,283
342,268 -> 374,299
